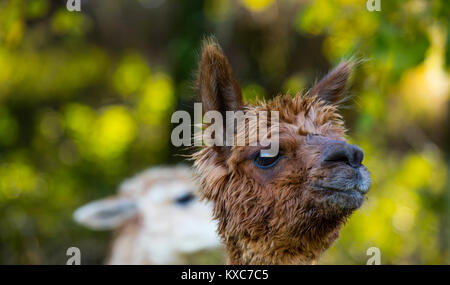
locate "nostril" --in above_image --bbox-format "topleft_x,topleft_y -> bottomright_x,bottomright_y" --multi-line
349,145 -> 364,168
323,148 -> 348,164
322,143 -> 364,168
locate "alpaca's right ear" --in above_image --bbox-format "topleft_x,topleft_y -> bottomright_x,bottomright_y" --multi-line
308,60 -> 353,104
197,39 -> 243,116
73,197 -> 137,230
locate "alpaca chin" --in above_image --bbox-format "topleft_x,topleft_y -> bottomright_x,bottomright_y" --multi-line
311,164 -> 371,210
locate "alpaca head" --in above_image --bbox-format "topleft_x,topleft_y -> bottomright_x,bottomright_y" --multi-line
193,40 -> 371,264
73,165 -> 221,264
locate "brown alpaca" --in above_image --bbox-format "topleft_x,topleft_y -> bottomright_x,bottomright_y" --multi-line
192,40 -> 371,265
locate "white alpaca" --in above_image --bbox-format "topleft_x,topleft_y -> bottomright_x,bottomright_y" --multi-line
73,165 -> 222,264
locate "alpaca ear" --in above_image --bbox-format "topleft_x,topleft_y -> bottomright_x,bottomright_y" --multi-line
197,39 -> 243,115
73,197 -> 137,230
308,60 -> 353,104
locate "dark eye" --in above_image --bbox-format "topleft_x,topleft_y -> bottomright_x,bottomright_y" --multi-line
253,152 -> 282,169
175,192 -> 196,206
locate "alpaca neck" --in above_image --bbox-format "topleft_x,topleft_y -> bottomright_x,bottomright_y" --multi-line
224,219 -> 343,265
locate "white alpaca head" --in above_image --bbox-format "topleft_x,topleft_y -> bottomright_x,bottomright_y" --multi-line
73,165 -> 221,264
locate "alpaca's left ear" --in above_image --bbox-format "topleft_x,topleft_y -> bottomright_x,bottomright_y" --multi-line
308,60 -> 353,104
196,39 -> 243,116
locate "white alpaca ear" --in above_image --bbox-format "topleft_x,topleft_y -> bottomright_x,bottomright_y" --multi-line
73,197 -> 137,230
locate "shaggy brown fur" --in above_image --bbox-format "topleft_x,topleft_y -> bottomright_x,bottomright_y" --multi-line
193,40 -> 371,265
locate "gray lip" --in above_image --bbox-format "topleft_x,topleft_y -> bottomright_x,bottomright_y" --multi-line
312,184 -> 366,195
311,164 -> 371,195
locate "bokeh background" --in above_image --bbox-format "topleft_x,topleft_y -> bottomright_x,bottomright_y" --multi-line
0,0 -> 449,264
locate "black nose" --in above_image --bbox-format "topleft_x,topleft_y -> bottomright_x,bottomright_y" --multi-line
321,142 -> 364,168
